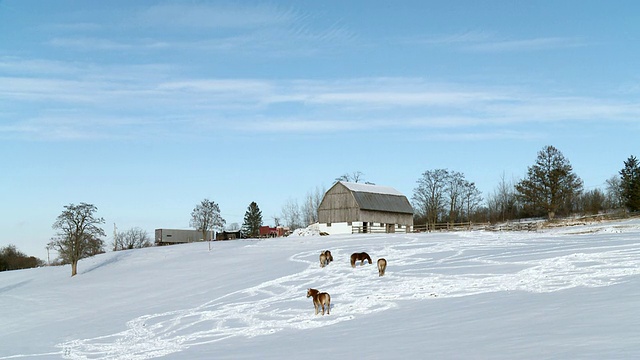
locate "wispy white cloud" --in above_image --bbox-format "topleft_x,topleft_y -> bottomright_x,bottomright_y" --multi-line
46,22 -> 103,32
0,57 -> 81,75
488,96 -> 640,122
466,37 -> 586,52
2,57 -> 639,141
158,79 -> 273,94
407,30 -> 494,45
419,129 -> 544,142
407,31 -> 585,52
135,3 -> 298,29
0,114 -> 172,141
49,37 -> 134,50
41,3 -> 355,56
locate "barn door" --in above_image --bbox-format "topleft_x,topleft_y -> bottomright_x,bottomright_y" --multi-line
386,223 -> 395,233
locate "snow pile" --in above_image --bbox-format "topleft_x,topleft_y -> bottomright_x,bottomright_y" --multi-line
289,223 -> 322,236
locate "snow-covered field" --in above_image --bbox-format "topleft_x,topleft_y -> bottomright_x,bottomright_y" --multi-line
2,219 -> 640,359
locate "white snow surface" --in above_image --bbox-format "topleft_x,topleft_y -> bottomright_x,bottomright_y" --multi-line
2,219 -> 640,359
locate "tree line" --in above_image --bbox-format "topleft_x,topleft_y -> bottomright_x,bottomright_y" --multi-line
414,146 -> 640,227
0,245 -> 45,271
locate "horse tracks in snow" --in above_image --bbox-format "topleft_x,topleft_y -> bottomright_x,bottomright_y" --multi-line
52,222 -> 640,359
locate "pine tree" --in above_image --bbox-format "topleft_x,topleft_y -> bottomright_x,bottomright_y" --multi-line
620,155 -> 640,212
515,145 -> 583,219
242,202 -> 263,238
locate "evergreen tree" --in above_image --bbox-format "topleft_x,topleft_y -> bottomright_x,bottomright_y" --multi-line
515,145 -> 583,219
620,155 -> 640,212
242,202 -> 263,238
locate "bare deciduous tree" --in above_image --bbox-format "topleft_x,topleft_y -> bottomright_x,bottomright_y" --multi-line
461,181 -> 483,222
48,203 -> 106,276
281,198 -> 303,230
412,169 -> 450,230
335,171 -> 373,184
226,222 -> 241,231
114,227 -> 152,250
605,175 -> 624,210
577,188 -> 606,215
445,171 -> 465,225
190,199 -> 226,243
302,185 -> 325,225
486,172 -> 520,222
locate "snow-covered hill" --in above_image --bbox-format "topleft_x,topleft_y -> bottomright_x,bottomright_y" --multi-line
2,219 -> 640,359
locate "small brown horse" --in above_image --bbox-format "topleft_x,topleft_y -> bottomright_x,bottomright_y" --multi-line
350,252 -> 372,268
306,288 -> 331,315
377,258 -> 387,276
319,250 -> 334,268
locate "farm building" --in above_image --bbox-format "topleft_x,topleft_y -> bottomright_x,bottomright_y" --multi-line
317,181 -> 414,234
216,230 -> 243,240
155,229 -> 213,245
258,226 -> 289,238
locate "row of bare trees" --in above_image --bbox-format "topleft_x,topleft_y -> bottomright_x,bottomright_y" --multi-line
279,186 -> 325,230
0,245 -> 44,272
412,169 -> 483,230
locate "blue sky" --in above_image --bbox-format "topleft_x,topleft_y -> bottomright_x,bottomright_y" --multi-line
1,0 -> 639,260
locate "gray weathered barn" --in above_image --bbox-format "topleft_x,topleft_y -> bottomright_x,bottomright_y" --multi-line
317,181 -> 414,234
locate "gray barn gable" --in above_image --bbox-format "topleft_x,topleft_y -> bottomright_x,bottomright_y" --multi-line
318,181 -> 414,231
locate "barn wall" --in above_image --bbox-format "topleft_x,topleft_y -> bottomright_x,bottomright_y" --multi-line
358,210 -> 414,226
318,183 -> 361,223
318,221 -> 412,235
317,222 -> 358,235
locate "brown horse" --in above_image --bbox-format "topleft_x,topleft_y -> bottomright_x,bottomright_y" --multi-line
350,252 -> 372,268
377,258 -> 387,276
319,250 -> 334,268
306,288 -> 331,315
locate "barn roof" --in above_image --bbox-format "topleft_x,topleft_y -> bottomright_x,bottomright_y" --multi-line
338,181 -> 414,214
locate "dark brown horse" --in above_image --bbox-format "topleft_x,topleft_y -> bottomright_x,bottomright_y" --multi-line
350,252 -> 372,268
306,288 -> 331,315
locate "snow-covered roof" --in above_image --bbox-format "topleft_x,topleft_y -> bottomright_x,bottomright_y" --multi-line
339,181 -> 404,196
336,181 -> 413,214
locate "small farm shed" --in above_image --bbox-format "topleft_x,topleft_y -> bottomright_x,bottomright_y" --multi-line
317,181 -> 414,234
216,230 -> 243,240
